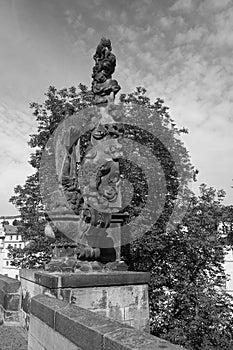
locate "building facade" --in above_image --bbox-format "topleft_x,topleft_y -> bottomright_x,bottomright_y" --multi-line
0,222 -> 25,279
224,249 -> 233,296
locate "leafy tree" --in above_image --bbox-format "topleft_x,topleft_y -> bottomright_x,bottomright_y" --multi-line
9,84 -> 93,268
10,84 -> 190,267
130,184 -> 233,349
9,85 -> 233,349
221,204 -> 233,245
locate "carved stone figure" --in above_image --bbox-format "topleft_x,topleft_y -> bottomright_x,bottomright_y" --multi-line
92,37 -> 121,105
45,38 -> 128,272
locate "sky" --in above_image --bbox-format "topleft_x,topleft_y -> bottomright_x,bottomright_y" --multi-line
0,0 -> 233,215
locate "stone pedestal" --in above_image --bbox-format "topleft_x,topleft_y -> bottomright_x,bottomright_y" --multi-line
19,269 -> 150,333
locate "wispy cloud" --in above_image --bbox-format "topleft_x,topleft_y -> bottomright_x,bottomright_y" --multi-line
170,0 -> 193,12
63,0 -> 233,203
1,0 -> 233,216
0,100 -> 35,215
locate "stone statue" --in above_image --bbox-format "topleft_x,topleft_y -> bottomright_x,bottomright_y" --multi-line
45,38 -> 128,272
92,37 -> 121,105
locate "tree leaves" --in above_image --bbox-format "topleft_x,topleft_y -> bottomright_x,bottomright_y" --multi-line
9,85 -> 233,349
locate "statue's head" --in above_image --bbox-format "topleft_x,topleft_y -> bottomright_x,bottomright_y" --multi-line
100,37 -> 112,51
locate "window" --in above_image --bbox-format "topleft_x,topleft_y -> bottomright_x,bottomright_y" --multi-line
19,244 -> 22,248
10,235 -> 12,240
14,244 -> 17,248
15,275 -> 18,280
6,261 -> 9,266
16,235 -> 19,240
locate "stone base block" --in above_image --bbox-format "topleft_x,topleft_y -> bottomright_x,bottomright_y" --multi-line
19,269 -> 150,332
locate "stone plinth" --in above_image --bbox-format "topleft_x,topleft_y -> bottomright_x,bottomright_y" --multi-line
19,269 -> 150,332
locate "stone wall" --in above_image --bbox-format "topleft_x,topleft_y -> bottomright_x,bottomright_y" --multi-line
20,269 -> 150,332
0,274 -> 21,324
29,294 -> 184,350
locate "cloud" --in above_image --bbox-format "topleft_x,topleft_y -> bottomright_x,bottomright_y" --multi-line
198,0 -> 232,12
94,0 -> 232,201
175,26 -> 206,44
0,100 -> 36,215
170,0 -> 193,12
0,161 -> 33,216
205,7 -> 233,47
1,0 -> 233,216
159,16 -> 174,29
0,101 -> 34,172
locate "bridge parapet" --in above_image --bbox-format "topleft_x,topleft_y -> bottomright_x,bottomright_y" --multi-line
0,274 -> 21,324
29,294 -> 184,350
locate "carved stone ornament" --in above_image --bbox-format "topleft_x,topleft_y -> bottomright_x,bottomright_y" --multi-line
92,37 -> 121,105
45,38 -> 128,273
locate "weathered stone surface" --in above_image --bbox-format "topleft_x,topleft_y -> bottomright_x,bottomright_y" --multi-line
55,305 -> 104,350
31,294 -> 68,328
0,274 -> 21,324
92,37 -> 121,105
71,287 -> 107,309
20,308 -> 30,331
60,288 -> 72,302
0,288 -> 5,306
105,260 -> 128,271
19,269 -> 39,283
0,325 -> 28,350
34,272 -> 59,289
29,294 -> 186,350
29,315 -> 82,350
20,269 -> 150,332
0,306 -> 4,325
4,293 -> 20,311
69,283 -> 150,331
20,271 -> 46,329
4,310 -> 20,322
0,274 -> 21,293
60,271 -> 150,288
20,269 -> 150,288
104,328 -> 184,350
55,302 -> 132,350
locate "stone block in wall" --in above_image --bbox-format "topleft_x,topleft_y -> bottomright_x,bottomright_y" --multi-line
71,287 -> 107,309
29,315 -> 82,350
20,269 -> 53,330
103,327 -> 184,350
4,293 -> 20,310
0,274 -> 21,324
62,284 -> 149,329
28,294 -> 186,350
4,310 -> 20,322
0,274 -> 21,293
20,269 -> 150,333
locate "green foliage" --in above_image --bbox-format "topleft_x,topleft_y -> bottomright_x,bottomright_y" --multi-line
9,85 -> 94,268
130,184 -> 233,349
9,84 -> 233,349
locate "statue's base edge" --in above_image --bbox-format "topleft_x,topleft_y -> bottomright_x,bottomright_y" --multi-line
19,268 -> 150,333
44,258 -> 128,273
19,268 -> 150,289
